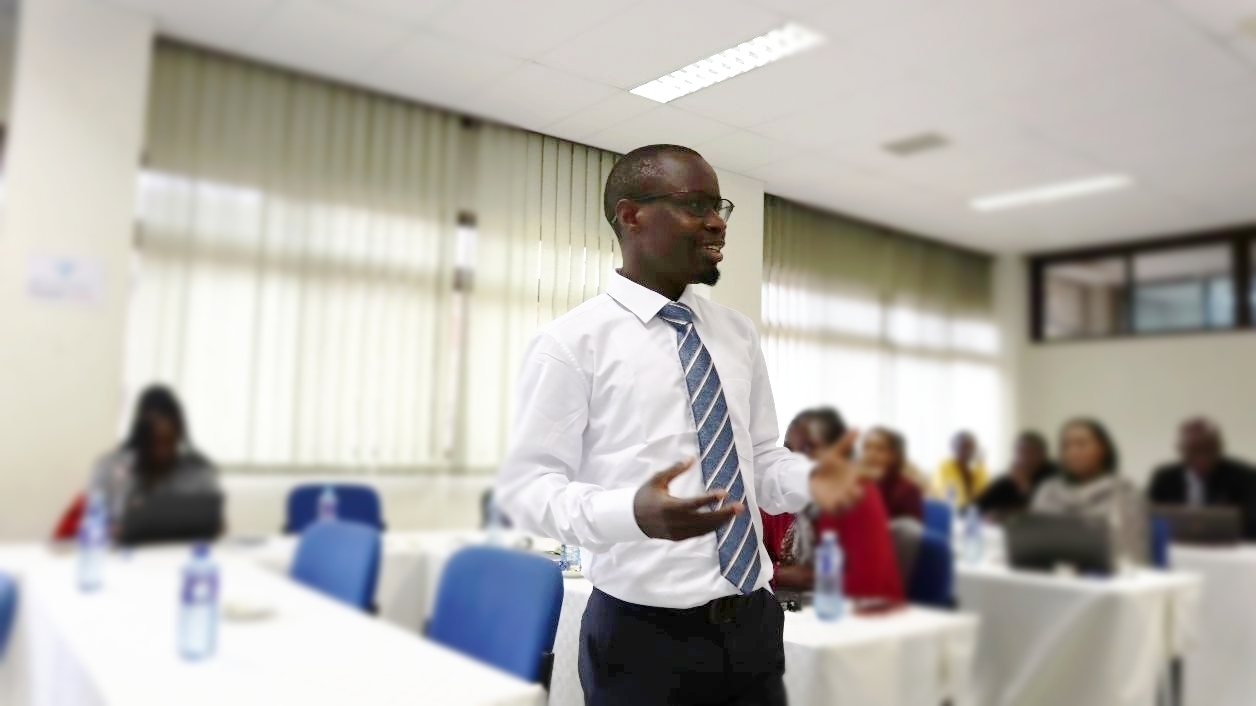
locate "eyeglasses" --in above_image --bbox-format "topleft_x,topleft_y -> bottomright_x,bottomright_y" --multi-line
625,191 -> 735,224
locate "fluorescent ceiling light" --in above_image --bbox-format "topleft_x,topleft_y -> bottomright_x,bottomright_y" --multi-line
971,175 -> 1133,212
630,23 -> 824,104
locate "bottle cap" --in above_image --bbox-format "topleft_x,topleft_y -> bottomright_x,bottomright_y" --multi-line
193,542 -> 210,558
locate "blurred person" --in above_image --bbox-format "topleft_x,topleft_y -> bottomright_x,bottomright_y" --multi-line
863,427 -> 925,522
977,431 -> 1058,521
1147,417 -> 1256,538
932,430 -> 989,508
495,145 -> 862,705
1032,418 -> 1149,565
88,385 -> 221,536
761,408 -> 904,604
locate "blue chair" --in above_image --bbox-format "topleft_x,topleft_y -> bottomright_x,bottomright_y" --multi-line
427,545 -> 563,686
283,484 -> 385,534
923,499 -> 953,539
0,572 -> 16,662
1150,516 -> 1170,569
290,520 -> 381,611
907,530 -> 954,609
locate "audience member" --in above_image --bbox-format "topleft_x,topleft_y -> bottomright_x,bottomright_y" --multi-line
761,408 -> 904,603
1147,417 -> 1256,538
88,385 -> 221,536
932,431 -> 989,508
977,431 -> 1057,521
863,427 -> 924,522
1032,418 -> 1149,565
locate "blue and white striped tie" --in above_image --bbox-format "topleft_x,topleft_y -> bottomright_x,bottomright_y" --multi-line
658,302 -> 760,595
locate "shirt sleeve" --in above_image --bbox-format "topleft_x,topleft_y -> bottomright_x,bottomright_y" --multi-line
746,329 -> 813,516
494,331 -> 647,551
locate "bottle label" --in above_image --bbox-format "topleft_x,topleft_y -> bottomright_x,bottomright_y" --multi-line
183,574 -> 218,605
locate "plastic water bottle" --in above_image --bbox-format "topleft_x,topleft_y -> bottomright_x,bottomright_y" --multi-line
77,491 -> 108,592
962,505 -> 985,565
317,485 -> 338,522
814,530 -> 844,621
561,544 -> 581,573
179,543 -> 219,660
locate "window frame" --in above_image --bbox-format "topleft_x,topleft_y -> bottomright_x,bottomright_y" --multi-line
1029,226 -> 1256,343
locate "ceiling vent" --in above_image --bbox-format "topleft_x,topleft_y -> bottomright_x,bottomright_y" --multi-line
883,132 -> 949,157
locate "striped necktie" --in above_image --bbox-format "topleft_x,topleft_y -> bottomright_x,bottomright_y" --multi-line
658,302 -> 760,595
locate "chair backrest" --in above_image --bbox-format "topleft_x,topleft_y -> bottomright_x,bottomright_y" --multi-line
0,572 -> 16,662
907,530 -> 954,608
290,520 -> 381,611
888,517 -> 925,589
284,484 -> 385,534
1150,516 -> 1171,569
922,499 -> 953,538
427,545 -> 563,684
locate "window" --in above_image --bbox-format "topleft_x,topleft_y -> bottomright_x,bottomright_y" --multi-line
763,197 -> 1003,470
1031,231 -> 1256,342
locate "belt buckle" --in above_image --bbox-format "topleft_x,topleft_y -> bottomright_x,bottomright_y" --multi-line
707,596 -> 738,624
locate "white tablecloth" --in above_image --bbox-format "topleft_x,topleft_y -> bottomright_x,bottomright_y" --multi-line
0,545 -> 543,706
957,564 -> 1201,706
313,531 -> 979,706
1170,545 -> 1256,706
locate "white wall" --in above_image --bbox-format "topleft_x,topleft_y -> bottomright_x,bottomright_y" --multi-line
706,167 -> 765,327
0,0 -> 153,539
1001,248 -> 1256,486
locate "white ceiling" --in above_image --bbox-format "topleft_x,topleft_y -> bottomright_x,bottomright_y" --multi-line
100,0 -> 1256,253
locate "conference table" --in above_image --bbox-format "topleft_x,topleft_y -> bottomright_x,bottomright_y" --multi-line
956,563 -> 1200,706
247,530 -> 979,706
0,544 -> 545,706
1169,544 -> 1256,706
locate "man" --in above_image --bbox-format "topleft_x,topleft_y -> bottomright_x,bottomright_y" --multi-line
976,431 -> 1057,521
1148,417 -> 1256,538
496,145 -> 861,705
933,430 -> 989,509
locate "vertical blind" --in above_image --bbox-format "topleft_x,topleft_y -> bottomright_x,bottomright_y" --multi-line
762,196 -> 1001,472
127,43 -> 619,474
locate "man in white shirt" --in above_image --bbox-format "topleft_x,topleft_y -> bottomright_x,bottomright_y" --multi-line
496,144 -> 861,705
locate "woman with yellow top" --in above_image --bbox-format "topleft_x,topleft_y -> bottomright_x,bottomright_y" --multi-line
933,431 -> 989,508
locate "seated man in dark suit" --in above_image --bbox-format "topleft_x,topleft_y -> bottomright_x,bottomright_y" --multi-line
1147,417 -> 1256,539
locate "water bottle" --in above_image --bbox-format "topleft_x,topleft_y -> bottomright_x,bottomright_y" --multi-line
77,491 -> 108,592
179,543 -> 219,660
561,544 -> 581,573
814,530 -> 844,621
962,505 -> 985,565
317,485 -> 338,522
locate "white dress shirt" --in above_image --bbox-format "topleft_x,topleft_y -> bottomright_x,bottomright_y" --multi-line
496,272 -> 814,608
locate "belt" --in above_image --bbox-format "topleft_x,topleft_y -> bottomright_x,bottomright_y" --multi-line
596,588 -> 762,625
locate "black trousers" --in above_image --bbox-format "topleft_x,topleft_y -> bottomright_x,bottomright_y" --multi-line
578,588 -> 788,706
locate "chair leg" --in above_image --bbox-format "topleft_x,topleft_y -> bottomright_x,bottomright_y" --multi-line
538,651 -> 554,690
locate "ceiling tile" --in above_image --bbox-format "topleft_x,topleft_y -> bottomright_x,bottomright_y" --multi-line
541,92 -> 659,142
317,0 -> 455,27
460,64 -> 618,132
426,0 -> 631,59
357,30 -> 524,112
105,0 -> 284,47
582,105 -> 740,154
694,130 -> 803,175
535,0 -> 783,88
239,0 -> 412,80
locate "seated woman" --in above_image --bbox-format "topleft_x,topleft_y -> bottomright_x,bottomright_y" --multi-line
761,408 -> 904,604
88,385 -> 222,539
862,427 -> 925,522
932,431 -> 989,509
1032,418 -> 1149,566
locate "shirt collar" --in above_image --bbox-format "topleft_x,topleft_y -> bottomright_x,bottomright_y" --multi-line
606,270 -> 704,325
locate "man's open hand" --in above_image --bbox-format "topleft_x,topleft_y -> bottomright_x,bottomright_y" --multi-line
809,430 -> 866,513
633,458 -> 743,540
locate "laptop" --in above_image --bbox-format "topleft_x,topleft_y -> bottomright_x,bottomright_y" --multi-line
1152,505 -> 1243,545
1005,512 -> 1116,576
119,493 -> 224,547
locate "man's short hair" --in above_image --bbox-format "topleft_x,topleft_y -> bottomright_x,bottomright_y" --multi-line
603,144 -> 703,236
